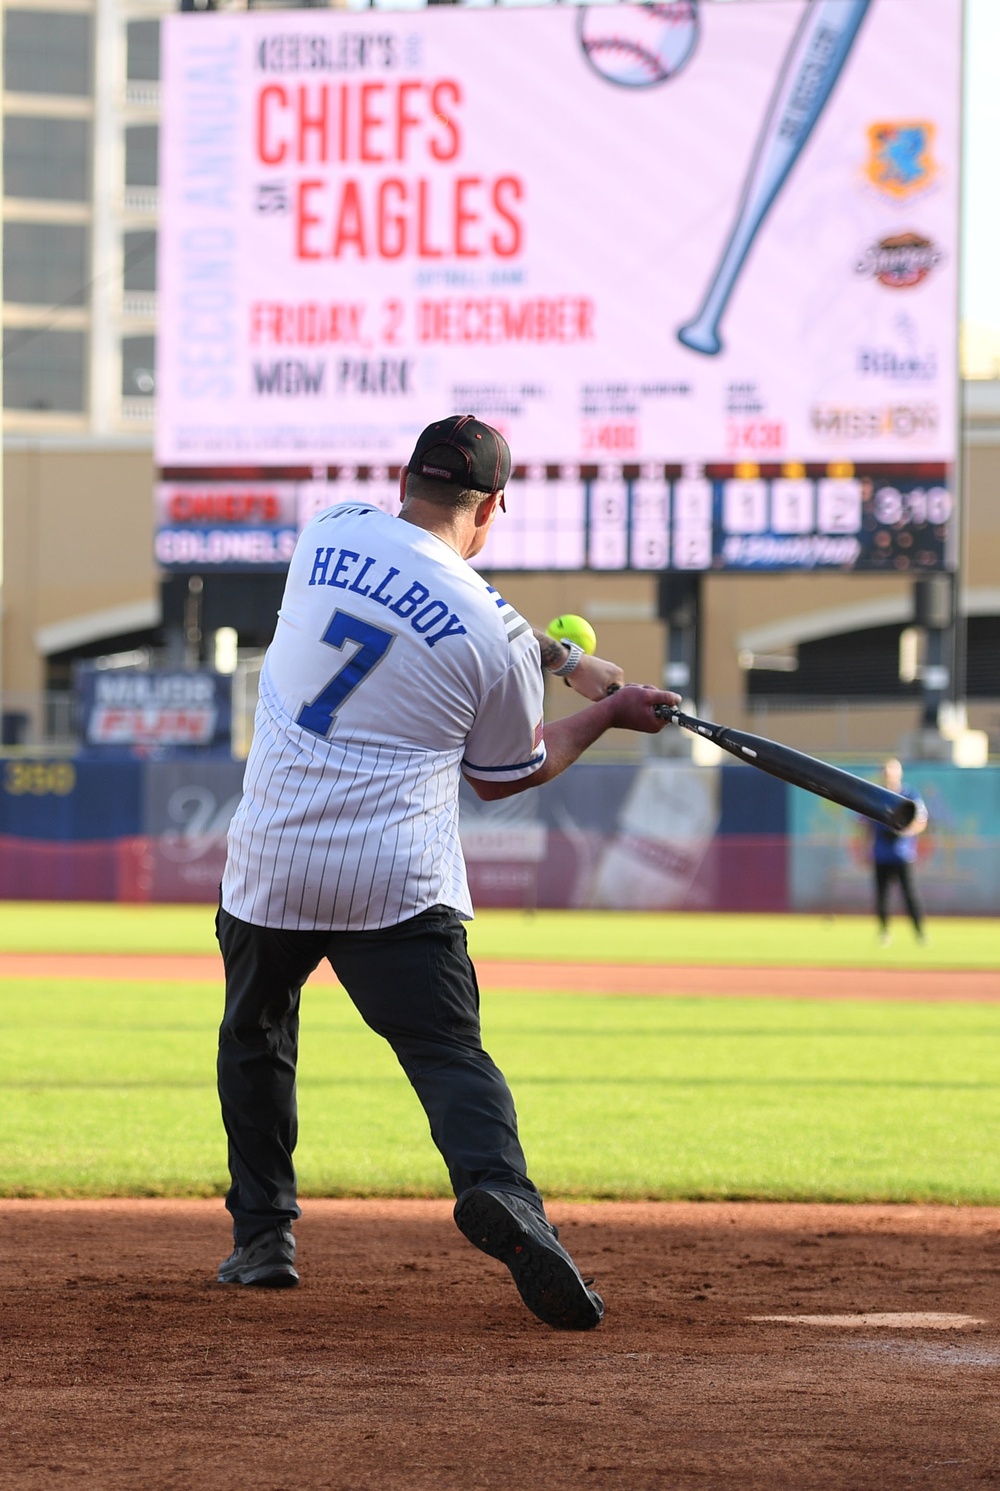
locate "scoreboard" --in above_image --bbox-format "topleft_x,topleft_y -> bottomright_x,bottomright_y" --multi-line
155,459 -> 953,574
156,1 -> 960,577
473,461 -> 953,573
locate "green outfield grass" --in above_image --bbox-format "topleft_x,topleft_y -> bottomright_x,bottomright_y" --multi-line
0,903 -> 994,968
0,968 -> 996,1203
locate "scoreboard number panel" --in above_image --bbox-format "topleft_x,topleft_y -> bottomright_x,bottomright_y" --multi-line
631,530 -> 670,570
155,462 -> 955,576
588,476 -> 629,570
465,462 -> 953,574
673,478 -> 713,530
518,471 -> 554,571
551,476 -> 587,569
630,476 -> 671,570
672,529 -> 713,571
817,479 -> 863,535
770,479 -> 814,535
722,478 -> 769,535
671,475 -> 714,571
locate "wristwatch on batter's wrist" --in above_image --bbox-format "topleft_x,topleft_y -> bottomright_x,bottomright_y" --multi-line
550,640 -> 584,678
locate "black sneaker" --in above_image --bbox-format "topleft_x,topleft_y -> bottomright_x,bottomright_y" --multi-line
217,1227 -> 299,1288
454,1187 -> 604,1330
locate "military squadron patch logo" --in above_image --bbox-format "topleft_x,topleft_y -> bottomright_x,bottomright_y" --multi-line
865,122 -> 937,200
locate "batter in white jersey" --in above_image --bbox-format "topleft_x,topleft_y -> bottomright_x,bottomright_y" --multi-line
222,501 -> 544,931
215,414 -> 679,1330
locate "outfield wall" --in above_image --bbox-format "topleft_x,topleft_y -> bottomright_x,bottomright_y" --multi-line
1,757 -> 997,914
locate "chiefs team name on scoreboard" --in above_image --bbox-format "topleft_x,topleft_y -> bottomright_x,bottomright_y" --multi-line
154,462 -> 954,575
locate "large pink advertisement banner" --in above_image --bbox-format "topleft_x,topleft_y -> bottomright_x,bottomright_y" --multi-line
157,1 -> 959,472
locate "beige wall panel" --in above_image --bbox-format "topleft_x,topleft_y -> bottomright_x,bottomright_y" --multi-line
701,571 -> 914,721
963,445 -> 1000,585
731,702 -> 926,759
3,447 -> 157,693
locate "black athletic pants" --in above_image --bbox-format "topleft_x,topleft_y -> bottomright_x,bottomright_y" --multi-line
874,861 -> 924,933
216,903 -> 542,1245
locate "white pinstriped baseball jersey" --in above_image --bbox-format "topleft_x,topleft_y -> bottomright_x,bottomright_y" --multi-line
221,502 -> 545,930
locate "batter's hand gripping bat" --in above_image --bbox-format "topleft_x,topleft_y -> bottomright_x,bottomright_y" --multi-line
677,0 -> 871,356
654,706 -> 917,830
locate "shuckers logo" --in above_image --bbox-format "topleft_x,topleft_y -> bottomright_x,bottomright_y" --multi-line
856,233 -> 942,289
865,122 -> 937,201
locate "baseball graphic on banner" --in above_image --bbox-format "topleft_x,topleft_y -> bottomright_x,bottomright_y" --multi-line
578,2 -> 699,89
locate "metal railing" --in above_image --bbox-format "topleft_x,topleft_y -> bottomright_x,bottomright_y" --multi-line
0,694 -> 78,752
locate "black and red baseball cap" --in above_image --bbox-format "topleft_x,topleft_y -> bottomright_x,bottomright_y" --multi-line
408,414 -> 511,494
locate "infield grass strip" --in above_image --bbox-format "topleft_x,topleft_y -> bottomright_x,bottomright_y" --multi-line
467,912 -> 997,970
0,977 -> 996,1201
0,904 -> 993,969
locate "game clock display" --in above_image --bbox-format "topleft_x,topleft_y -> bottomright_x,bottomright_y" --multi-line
471,462 -> 954,574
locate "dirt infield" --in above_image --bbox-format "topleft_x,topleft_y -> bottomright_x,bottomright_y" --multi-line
2,1199 -> 998,1490
4,955 -> 997,1486
0,953 -> 995,1002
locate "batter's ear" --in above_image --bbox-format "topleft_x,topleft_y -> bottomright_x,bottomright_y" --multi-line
474,491 -> 502,529
398,466 -> 408,505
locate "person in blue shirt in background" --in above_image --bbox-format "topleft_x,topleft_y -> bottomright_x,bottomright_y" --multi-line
870,757 -> 929,946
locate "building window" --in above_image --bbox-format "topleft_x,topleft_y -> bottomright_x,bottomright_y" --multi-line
3,328 -> 87,412
126,20 -> 160,81
122,335 -> 156,397
124,231 -> 157,293
125,125 -> 158,188
4,11 -> 93,96
4,224 -> 90,307
3,117 -> 92,201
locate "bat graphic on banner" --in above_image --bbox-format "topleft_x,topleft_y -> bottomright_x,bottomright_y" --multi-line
677,0 -> 872,356
654,706 -> 917,831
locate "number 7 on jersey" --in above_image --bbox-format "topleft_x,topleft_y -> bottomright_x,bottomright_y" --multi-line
296,610 -> 395,737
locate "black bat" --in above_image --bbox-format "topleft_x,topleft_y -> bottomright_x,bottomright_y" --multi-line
654,707 -> 917,831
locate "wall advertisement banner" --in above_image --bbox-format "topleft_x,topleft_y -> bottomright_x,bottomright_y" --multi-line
0,757 -> 994,911
158,0 -> 959,494
788,764 -> 1000,915
76,670 -> 233,750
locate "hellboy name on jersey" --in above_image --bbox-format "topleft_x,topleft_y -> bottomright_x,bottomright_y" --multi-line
222,503 -> 546,931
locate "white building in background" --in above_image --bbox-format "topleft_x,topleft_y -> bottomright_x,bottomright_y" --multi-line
3,0 -> 163,432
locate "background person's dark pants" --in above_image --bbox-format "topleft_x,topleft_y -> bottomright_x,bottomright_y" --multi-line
216,903 -> 542,1245
874,861 -> 924,934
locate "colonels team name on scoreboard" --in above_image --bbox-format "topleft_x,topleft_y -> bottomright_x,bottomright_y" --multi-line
157,1 -> 960,571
